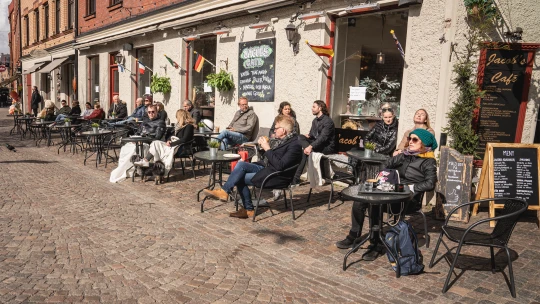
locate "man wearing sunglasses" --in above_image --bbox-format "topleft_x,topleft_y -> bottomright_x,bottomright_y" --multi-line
136,104 -> 166,140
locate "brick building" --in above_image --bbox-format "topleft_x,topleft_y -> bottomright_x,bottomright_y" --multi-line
20,0 -> 76,112
4,0 -> 20,94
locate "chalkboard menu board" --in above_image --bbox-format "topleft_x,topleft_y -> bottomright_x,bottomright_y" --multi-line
475,48 -> 532,159
335,128 -> 368,152
435,147 -> 474,222
238,38 -> 276,102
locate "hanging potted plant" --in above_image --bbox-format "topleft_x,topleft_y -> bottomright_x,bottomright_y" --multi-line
150,74 -> 172,94
463,0 -> 499,21
206,69 -> 235,92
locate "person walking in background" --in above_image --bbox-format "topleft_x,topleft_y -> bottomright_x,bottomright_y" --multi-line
31,86 -> 41,117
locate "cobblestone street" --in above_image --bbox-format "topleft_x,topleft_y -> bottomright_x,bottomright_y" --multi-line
1,110 -> 540,303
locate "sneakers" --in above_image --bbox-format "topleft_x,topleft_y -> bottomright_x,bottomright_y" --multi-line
229,209 -> 255,219
272,189 -> 282,201
134,159 -> 150,167
203,189 -> 229,202
335,237 -> 357,249
362,243 -> 384,261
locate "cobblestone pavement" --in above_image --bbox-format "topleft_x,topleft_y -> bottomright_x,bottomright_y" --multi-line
1,109 -> 540,303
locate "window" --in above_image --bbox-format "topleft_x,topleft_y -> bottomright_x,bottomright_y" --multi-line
44,4 -> 49,39
68,0 -> 74,29
87,0 -> 96,15
189,37 -> 217,106
24,16 -> 29,46
35,9 -> 40,42
136,47 -> 154,98
88,57 -> 99,104
110,0 -> 122,5
55,0 -> 60,34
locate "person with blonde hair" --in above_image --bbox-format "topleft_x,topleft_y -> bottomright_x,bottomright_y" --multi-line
38,100 -> 56,120
394,108 -> 435,156
134,109 -> 194,168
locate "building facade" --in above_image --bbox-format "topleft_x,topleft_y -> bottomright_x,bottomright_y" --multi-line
72,0 -> 539,150
6,0 -> 20,94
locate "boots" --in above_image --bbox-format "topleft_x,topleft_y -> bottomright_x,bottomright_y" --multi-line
203,189 -> 229,201
229,209 -> 255,219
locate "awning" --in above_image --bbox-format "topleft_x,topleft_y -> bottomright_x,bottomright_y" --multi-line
22,62 -> 49,75
39,57 -> 70,74
0,75 -> 19,87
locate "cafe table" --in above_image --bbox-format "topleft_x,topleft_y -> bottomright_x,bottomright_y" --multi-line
346,149 -> 389,184
15,116 -> 36,140
120,136 -> 154,158
31,121 -> 55,146
341,184 -> 413,277
7,113 -> 23,136
194,150 -> 241,212
54,124 -> 82,154
79,130 -> 113,167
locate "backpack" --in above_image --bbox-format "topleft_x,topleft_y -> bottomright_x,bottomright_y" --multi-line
384,220 -> 424,276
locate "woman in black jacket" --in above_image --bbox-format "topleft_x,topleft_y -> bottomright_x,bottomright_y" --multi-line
269,102 -> 300,136
335,128 -> 438,260
365,106 -> 398,156
134,109 -> 194,167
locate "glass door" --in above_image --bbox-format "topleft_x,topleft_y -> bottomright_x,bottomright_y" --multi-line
110,67 -> 119,106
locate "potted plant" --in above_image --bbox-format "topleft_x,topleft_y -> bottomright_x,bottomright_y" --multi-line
198,122 -> 206,133
208,140 -> 220,157
91,122 -> 100,133
359,76 -> 400,116
40,116 -> 45,123
464,0 -> 499,21
111,112 -> 116,119
206,69 -> 235,92
150,74 -> 172,94
64,118 -> 72,127
364,142 -> 376,157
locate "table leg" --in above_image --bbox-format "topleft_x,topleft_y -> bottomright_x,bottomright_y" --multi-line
198,162 -> 217,211
343,203 -> 373,271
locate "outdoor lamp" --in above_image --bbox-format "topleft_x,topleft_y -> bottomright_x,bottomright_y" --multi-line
376,52 -> 385,64
285,23 -> 299,55
115,52 -> 124,65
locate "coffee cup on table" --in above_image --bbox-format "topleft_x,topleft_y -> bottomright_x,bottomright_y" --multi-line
395,184 -> 405,192
214,126 -> 220,132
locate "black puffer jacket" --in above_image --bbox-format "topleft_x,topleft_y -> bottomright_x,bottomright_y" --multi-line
384,153 -> 437,193
138,117 -> 166,140
366,118 -> 398,156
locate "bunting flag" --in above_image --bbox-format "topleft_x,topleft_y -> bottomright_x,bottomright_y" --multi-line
305,41 -> 334,58
390,29 -> 405,60
164,54 -> 179,69
138,61 -> 146,74
193,53 -> 205,72
118,63 -> 125,73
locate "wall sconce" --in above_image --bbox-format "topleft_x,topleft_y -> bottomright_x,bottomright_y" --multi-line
285,23 -> 299,55
298,11 -> 325,20
505,27 -> 523,40
376,52 -> 385,64
347,3 -> 380,13
183,35 -> 200,42
115,52 -> 124,65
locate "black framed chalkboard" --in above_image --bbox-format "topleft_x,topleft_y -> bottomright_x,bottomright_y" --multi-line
238,38 -> 276,102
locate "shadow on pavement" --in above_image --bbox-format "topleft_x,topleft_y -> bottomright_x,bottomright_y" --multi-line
0,160 -> 58,164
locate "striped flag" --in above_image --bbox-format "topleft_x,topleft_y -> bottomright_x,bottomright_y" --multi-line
306,41 -> 334,58
118,63 -> 125,73
138,60 -> 146,74
193,53 -> 205,72
390,30 -> 405,60
164,54 -> 179,69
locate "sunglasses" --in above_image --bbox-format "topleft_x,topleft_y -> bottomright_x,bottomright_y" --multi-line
148,111 -> 156,114
382,108 -> 393,113
407,137 -> 420,144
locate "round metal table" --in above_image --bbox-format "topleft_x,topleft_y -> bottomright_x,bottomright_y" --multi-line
346,149 -> 389,183
54,124 -> 82,154
79,130 -> 113,167
120,136 -> 155,158
341,184 -> 413,277
16,116 -> 36,140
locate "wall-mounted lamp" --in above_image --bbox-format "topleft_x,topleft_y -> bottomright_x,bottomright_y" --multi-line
115,52 -> 124,65
249,21 -> 270,29
347,3 -> 380,13
285,23 -> 299,55
505,27 -> 523,40
298,11 -> 325,20
376,52 -> 385,64
183,34 -> 200,42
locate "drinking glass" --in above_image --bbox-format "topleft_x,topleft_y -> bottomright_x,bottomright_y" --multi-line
364,181 -> 373,192
381,182 -> 391,192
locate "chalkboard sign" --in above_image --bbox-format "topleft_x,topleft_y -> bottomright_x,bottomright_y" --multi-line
238,38 -> 276,102
435,147 -> 474,222
473,143 -> 540,227
335,128 -> 368,152
475,47 -> 535,160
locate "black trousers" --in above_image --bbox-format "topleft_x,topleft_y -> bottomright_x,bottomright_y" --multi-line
32,107 -> 38,117
349,201 -> 381,245
293,135 -> 334,183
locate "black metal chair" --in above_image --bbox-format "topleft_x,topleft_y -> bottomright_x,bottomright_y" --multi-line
391,192 -> 430,248
429,198 -> 528,298
104,129 -> 130,168
168,139 -> 196,180
251,164 -> 300,221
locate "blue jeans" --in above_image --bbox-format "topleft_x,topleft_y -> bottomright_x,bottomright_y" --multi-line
55,114 -> 67,122
111,117 -> 135,125
216,130 -> 248,150
222,161 -> 264,210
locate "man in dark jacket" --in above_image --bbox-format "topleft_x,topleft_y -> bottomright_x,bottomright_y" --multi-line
137,104 -> 166,140
108,95 -> 128,118
57,100 -> 71,115
183,99 -> 201,124
70,101 -> 82,116
293,100 -> 336,183
203,115 -> 302,219
31,86 -> 41,116
216,97 -> 258,149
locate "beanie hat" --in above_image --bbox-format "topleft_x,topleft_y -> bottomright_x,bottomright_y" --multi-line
410,129 -> 438,150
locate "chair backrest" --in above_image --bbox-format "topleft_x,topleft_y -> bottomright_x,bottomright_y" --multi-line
491,198 -> 528,244
249,119 -> 260,141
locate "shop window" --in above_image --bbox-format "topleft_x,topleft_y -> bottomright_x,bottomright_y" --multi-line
55,0 -> 60,34
64,63 -> 75,102
110,0 -> 122,5
331,11 -> 408,123
88,56 -> 99,104
87,0 -> 96,15
189,37 -> 216,107
44,4 -> 49,39
24,16 -> 29,46
136,47 -> 153,98
35,9 -> 40,42
42,74 -> 51,100
68,0 -> 74,29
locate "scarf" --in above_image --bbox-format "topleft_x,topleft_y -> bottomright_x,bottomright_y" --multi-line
403,147 -> 435,158
263,133 -> 296,166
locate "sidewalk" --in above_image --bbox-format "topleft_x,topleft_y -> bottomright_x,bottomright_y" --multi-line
0,109 -> 538,303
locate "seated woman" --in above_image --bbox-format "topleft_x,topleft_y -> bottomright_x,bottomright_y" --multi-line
84,103 -> 104,120
81,102 -> 93,117
156,102 -> 168,122
365,104 -> 398,156
38,100 -> 57,121
134,109 -> 194,170
335,129 -> 438,261
269,101 -> 300,137
394,108 -> 435,156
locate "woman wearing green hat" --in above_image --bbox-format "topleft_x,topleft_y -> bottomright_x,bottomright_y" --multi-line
336,128 -> 438,261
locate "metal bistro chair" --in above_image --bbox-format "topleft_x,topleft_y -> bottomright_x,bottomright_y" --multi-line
429,197 -> 528,298
251,164 -> 300,221
168,139 -> 196,181
104,129 -> 130,168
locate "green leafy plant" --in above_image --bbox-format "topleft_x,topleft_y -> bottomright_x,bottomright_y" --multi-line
208,140 -> 220,149
111,112 -> 116,116
464,0 -> 500,21
359,76 -> 400,108
207,69 -> 235,92
91,122 -> 100,128
64,118 -> 71,122
150,74 -> 172,94
198,122 -> 205,128
364,142 -> 376,150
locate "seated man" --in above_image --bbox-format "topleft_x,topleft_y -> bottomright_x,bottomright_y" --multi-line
109,97 -> 146,126
216,97 -> 258,149
293,100 -> 336,184
108,94 -> 128,118
137,104 -> 166,140
183,99 -> 201,125
335,129 -> 438,260
57,100 -> 71,115
54,100 -> 80,123
204,115 -> 302,219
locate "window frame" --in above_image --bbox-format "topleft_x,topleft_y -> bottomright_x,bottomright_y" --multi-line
110,0 -> 122,5
87,0 -> 96,15
34,9 -> 40,42
55,0 -> 60,34
87,56 -> 100,105
24,15 -> 29,46
44,3 -> 49,39
135,46 -> 154,99
68,0 -> 74,30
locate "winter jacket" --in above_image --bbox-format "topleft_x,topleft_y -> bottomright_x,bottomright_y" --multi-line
169,124 -> 194,147
365,118 -> 398,156
84,108 -> 104,120
57,105 -> 71,116
308,114 -> 335,153
189,108 -> 201,124
108,102 -> 128,119
228,107 -> 258,140
31,91 -> 41,108
384,153 -> 437,194
130,105 -> 146,119
70,106 -> 81,116
158,110 -> 168,122
252,135 -> 303,189
138,117 -> 166,140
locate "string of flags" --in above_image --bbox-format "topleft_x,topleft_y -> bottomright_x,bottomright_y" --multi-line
193,51 -> 216,72
390,29 -> 405,60
164,54 -> 179,69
